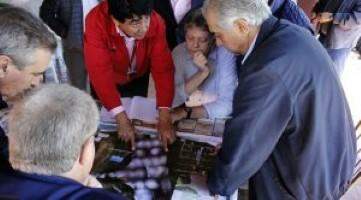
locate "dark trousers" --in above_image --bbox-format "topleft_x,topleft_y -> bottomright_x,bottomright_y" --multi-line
90,72 -> 150,101
0,132 -> 11,171
63,48 -> 87,90
117,72 -> 150,98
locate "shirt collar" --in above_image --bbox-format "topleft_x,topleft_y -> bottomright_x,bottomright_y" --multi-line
115,25 -> 135,41
241,32 -> 259,64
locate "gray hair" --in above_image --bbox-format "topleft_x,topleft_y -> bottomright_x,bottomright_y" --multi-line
202,0 -> 271,28
0,6 -> 57,69
8,84 -> 99,175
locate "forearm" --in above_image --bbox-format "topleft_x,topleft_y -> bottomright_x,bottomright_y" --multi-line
185,69 -> 209,95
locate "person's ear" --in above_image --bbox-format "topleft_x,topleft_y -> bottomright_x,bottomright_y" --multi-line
111,16 -> 122,27
78,136 -> 95,166
233,18 -> 250,36
0,55 -> 10,78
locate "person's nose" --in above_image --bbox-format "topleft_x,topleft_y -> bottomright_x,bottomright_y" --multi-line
140,19 -> 149,34
193,40 -> 200,48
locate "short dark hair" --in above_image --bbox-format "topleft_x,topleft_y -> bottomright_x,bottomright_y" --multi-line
108,0 -> 153,23
0,6 -> 57,69
183,9 -> 210,33
182,9 -> 215,52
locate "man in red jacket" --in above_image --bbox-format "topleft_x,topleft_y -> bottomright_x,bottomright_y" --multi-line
84,0 -> 175,150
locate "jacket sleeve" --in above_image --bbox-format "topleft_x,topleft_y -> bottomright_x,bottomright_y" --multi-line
172,44 -> 188,107
39,0 -> 68,38
208,70 -> 292,196
84,13 -> 122,111
203,48 -> 237,119
150,14 -> 175,107
334,1 -> 361,28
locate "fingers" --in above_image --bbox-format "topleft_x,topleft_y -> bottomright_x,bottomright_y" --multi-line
130,132 -> 136,151
158,129 -> 175,152
117,127 -> 136,151
169,130 -> 176,143
193,51 -> 203,58
193,52 -> 208,68
161,134 -> 169,152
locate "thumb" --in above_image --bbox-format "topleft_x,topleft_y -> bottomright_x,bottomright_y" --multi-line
130,133 -> 136,151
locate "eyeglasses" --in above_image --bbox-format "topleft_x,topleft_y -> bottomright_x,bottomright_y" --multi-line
126,16 -> 150,29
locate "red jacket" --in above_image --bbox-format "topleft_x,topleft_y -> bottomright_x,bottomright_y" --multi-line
84,2 -> 174,110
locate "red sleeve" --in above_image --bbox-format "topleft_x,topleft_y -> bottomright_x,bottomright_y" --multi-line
150,14 -> 175,107
83,11 -> 122,111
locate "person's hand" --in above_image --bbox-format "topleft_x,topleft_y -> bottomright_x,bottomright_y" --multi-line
84,175 -> 103,188
311,12 -> 319,24
319,12 -> 333,24
171,106 -> 187,123
158,108 -> 176,152
311,12 -> 321,33
210,143 -> 222,156
116,111 -> 136,151
193,51 -> 209,72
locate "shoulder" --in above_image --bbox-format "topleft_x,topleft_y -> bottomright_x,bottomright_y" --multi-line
172,42 -> 187,56
256,19 -> 319,62
77,187 -> 125,199
214,46 -> 235,58
85,1 -> 108,26
147,11 -> 167,36
172,43 -> 190,71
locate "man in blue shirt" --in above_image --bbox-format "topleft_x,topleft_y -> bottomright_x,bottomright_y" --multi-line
202,0 -> 356,199
0,84 -> 124,199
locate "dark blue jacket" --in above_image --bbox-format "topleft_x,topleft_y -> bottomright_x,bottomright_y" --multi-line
0,97 -> 9,171
0,169 -> 125,200
208,16 -> 356,199
271,0 -> 314,34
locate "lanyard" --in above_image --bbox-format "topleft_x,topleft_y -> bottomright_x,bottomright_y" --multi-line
127,41 -> 137,80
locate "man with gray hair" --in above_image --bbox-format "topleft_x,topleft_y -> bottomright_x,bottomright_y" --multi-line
0,5 -> 56,101
202,0 -> 356,199
0,5 -> 57,170
0,84 -> 124,199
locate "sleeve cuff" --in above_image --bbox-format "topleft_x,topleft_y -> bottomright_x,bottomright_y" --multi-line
203,104 -> 213,119
109,106 -> 125,117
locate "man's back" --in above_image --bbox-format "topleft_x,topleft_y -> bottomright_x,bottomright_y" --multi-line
0,169 -> 124,200
240,17 -> 356,199
209,16 -> 356,199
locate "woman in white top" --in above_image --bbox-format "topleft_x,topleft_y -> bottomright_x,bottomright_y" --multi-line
172,9 -> 237,120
